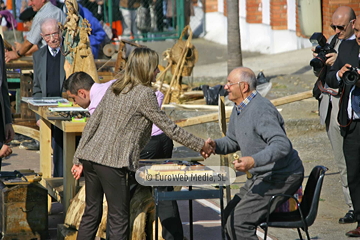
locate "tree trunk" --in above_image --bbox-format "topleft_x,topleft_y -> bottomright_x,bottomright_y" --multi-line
227,0 -> 242,74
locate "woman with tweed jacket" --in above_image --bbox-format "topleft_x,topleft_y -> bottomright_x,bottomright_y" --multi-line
71,47 -> 213,239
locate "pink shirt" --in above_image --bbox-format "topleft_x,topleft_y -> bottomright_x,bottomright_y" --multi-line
89,81 -> 163,137
151,90 -> 164,136
88,79 -> 116,115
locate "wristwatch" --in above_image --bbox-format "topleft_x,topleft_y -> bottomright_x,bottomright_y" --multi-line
16,50 -> 23,57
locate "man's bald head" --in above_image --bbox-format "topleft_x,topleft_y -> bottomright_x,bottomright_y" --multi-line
225,67 -> 257,105
332,6 -> 356,40
40,18 -> 62,49
230,67 -> 257,91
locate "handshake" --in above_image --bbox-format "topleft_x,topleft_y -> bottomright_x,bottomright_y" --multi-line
200,138 -> 216,159
200,138 -> 255,173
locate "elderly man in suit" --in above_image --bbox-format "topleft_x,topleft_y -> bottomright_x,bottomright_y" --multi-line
0,35 -> 14,169
5,0 -> 65,62
326,15 -> 360,237
33,18 -> 66,177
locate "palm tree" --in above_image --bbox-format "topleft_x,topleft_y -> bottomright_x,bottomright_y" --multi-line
227,0 -> 242,74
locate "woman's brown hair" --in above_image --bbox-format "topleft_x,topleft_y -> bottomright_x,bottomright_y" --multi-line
112,47 -> 159,95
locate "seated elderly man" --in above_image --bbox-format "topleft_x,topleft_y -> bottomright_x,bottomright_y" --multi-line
205,67 -> 304,239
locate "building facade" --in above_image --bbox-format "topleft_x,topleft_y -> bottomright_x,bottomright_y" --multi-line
202,0 -> 360,54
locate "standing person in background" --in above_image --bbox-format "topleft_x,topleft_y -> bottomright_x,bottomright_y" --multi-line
154,0 -> 163,32
17,7 -> 38,56
0,10 -> 17,31
32,18 -> 66,177
18,6 -> 37,34
5,0 -> 65,62
78,3 -> 106,59
326,15 -> 360,238
0,35 -> 14,169
78,0 -> 104,21
120,0 -> 140,39
311,6 -> 356,224
110,0 -> 123,37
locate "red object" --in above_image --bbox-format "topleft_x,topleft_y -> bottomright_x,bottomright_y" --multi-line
112,20 -> 123,36
16,22 -> 26,31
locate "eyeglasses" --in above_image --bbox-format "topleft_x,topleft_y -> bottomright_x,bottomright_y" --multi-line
42,32 -> 60,40
224,81 -> 246,87
330,20 -> 352,31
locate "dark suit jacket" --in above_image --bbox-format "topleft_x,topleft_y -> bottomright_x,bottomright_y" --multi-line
0,35 -> 13,144
32,45 -> 65,120
32,45 -> 65,98
327,39 -> 360,136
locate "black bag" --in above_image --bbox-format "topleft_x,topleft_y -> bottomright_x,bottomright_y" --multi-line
202,85 -> 228,105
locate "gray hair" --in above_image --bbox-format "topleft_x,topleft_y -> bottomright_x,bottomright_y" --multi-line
240,70 -> 257,91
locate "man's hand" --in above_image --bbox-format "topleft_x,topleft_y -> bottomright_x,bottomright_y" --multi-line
232,156 -> 255,172
0,144 -> 12,158
4,123 -> 14,143
311,47 -> 318,58
200,138 -> 215,159
5,51 -> 20,63
325,52 -> 337,66
338,64 -> 352,78
14,42 -> 22,51
36,119 -> 41,127
71,164 -> 83,180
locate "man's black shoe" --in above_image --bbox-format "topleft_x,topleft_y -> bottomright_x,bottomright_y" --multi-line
339,210 -> 356,224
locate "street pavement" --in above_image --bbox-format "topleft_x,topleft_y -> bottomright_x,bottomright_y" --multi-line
2,38 -> 356,239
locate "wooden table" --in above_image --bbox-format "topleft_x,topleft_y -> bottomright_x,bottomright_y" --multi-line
28,105 -> 86,212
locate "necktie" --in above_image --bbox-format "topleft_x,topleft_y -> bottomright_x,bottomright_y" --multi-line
351,87 -> 360,113
52,48 -> 57,56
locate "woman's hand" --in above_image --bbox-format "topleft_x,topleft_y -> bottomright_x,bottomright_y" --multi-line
71,164 -> 83,180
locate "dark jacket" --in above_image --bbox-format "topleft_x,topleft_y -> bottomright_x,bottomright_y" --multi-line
78,4 -> 106,59
326,39 -> 360,136
0,35 -> 13,146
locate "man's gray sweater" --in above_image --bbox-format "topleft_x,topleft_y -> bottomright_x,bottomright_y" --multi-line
215,94 -> 304,176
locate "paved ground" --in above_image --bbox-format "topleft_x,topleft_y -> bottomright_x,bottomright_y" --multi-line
2,38 -> 357,239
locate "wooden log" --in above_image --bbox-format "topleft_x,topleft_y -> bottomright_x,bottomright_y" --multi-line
270,90 -> 313,106
218,96 -> 231,204
13,124 -> 40,141
175,90 -> 313,127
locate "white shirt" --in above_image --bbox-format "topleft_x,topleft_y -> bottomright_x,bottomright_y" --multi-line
47,46 -> 60,57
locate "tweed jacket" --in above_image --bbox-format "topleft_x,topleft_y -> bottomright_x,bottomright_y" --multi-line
74,84 -> 205,170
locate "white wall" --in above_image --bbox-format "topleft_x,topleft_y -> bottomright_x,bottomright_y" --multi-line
202,0 -> 312,54
204,12 -> 228,45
